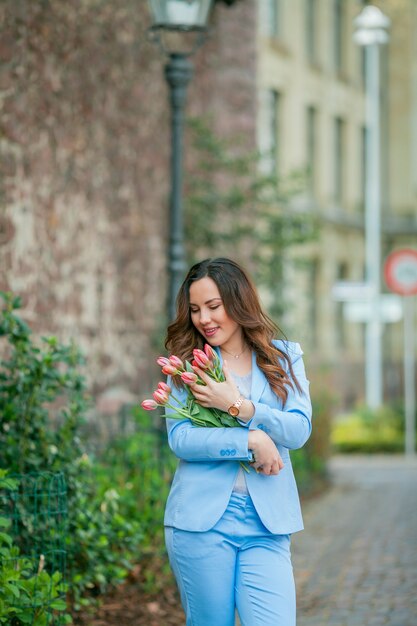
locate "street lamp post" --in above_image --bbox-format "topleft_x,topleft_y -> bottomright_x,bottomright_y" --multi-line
164,54 -> 193,321
148,0 -> 215,321
353,4 -> 390,409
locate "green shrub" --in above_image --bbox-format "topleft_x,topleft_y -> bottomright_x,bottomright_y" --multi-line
69,467 -> 142,606
331,405 -> 404,453
0,293 -> 142,612
92,407 -> 177,593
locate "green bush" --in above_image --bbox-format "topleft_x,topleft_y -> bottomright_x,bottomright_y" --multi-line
0,293 -> 142,612
92,407 -> 177,592
331,405 -> 404,453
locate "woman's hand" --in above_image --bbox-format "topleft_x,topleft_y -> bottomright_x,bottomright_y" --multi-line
248,429 -> 284,476
189,362 -> 241,413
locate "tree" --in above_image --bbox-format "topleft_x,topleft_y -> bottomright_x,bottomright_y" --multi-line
184,117 -> 318,319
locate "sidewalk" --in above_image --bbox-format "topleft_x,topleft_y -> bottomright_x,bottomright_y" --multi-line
292,455 -> 417,626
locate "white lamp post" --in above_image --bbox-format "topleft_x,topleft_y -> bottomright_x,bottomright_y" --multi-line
353,5 -> 390,408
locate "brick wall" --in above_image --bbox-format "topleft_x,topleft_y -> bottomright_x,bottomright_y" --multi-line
0,0 -> 257,403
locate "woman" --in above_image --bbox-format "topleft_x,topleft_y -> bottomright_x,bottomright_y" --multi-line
164,257 -> 312,626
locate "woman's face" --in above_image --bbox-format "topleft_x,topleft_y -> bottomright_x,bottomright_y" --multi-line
189,277 -> 242,348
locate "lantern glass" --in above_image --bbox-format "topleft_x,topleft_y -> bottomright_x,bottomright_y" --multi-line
149,0 -> 214,30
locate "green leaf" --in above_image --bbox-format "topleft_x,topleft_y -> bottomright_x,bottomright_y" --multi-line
50,599 -> 67,610
190,406 -> 223,427
218,413 -> 241,428
0,532 -> 13,546
0,517 -> 11,528
4,583 -> 20,599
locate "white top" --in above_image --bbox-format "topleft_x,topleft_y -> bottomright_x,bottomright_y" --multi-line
230,371 -> 252,494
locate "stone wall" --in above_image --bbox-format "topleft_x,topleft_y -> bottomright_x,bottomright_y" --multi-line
0,0 -> 257,405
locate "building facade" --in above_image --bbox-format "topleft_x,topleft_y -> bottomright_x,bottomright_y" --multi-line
257,0 -> 417,404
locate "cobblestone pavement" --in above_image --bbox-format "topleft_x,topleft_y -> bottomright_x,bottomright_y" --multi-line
292,455 -> 417,626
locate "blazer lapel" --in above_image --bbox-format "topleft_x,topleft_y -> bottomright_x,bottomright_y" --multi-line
250,351 -> 268,403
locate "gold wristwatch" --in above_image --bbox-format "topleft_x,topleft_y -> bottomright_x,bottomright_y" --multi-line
227,395 -> 245,417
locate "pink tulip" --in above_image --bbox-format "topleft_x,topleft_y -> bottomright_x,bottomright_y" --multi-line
181,372 -> 198,385
169,355 -> 184,369
204,344 -> 217,361
162,364 -> 179,376
157,356 -> 170,367
193,349 -> 210,369
141,399 -> 158,411
153,389 -> 169,405
157,381 -> 171,393
191,359 -> 198,368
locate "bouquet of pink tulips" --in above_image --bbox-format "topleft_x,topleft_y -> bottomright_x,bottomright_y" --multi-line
141,344 -> 251,471
142,344 -> 241,429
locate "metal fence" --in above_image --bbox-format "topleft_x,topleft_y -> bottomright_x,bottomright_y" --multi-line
0,471 -> 68,625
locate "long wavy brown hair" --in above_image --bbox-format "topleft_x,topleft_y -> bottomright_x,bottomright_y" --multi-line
165,258 -> 301,403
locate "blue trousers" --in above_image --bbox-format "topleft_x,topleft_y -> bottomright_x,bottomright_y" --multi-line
165,492 -> 296,626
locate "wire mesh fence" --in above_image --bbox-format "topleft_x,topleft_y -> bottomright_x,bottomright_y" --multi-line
0,471 -> 68,625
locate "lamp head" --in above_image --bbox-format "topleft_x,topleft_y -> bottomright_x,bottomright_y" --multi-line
353,5 -> 390,46
148,0 -> 214,32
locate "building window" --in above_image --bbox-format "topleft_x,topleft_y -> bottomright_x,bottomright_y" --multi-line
334,117 -> 345,203
336,262 -> 348,348
261,0 -> 282,39
305,0 -> 318,63
306,106 -> 317,197
334,0 -> 345,74
309,259 -> 320,349
259,89 -> 281,174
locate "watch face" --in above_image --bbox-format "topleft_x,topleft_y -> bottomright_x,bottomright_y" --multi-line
228,406 -> 239,417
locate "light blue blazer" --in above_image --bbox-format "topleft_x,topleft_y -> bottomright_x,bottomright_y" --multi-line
164,340 -> 312,535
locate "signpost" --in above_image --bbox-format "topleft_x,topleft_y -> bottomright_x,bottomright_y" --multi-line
331,281 -> 374,302
343,294 -> 402,324
384,249 -> 417,457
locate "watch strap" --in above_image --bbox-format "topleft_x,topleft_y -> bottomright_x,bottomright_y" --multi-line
228,394 -> 245,416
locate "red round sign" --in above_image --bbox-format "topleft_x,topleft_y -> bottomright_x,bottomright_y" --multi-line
384,248 -> 417,296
